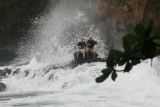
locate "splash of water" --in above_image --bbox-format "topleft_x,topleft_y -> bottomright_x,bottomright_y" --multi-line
0,0 -> 160,107
16,0 -> 106,65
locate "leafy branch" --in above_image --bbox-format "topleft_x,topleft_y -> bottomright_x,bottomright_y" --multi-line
96,20 -> 160,82
0,0 -> 10,9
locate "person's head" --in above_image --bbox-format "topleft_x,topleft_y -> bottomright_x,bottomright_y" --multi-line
88,34 -> 93,40
80,37 -> 84,41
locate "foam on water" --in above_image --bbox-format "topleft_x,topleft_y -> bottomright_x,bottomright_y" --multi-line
0,59 -> 160,107
0,0 -> 160,107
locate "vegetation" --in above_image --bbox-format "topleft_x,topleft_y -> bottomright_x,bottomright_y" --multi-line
151,0 -> 160,14
0,0 -> 10,9
96,20 -> 160,82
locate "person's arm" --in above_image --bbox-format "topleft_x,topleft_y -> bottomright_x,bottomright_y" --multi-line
82,37 -> 88,40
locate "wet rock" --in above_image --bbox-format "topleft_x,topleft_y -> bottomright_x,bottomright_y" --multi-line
0,82 -> 6,92
0,0 -> 50,47
0,48 -> 17,66
24,70 -> 29,77
13,68 -> 20,75
0,68 -> 12,79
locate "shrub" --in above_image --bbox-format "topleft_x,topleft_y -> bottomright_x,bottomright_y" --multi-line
96,20 -> 160,82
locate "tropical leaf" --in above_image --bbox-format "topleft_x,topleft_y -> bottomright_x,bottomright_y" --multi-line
153,36 -> 160,45
155,48 -> 160,55
96,68 -> 112,83
131,59 -> 140,65
118,57 -> 127,66
123,34 -> 139,52
134,23 -> 145,37
124,62 -> 133,72
96,75 -> 108,83
99,21 -> 160,82
101,68 -> 113,75
111,71 -> 117,81
107,50 -> 123,68
0,0 -> 10,9
145,20 -> 153,37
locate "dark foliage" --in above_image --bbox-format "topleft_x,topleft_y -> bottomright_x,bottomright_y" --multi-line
96,20 -> 160,82
150,0 -> 160,15
0,0 -> 10,9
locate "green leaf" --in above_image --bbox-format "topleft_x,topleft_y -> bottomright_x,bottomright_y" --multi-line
124,62 -> 133,72
96,75 -> 108,83
123,34 -> 139,51
101,68 -> 112,75
107,50 -> 123,68
131,59 -> 140,65
145,20 -> 153,37
96,73 -> 111,83
111,71 -> 117,81
134,23 -> 145,37
118,56 -> 127,66
110,50 -> 124,61
141,39 -> 156,58
96,68 -> 112,83
0,0 -> 10,9
153,36 -> 160,45
155,48 -> 160,55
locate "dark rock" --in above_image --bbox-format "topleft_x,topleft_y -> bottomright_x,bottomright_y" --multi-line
13,68 -> 20,75
0,0 -> 51,48
0,68 -> 12,79
0,82 -> 6,92
0,48 -> 17,66
0,70 -> 6,79
24,70 -> 29,77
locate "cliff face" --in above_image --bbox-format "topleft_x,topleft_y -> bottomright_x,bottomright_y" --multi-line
0,0 -> 49,48
1,0 -> 160,48
96,0 -> 160,28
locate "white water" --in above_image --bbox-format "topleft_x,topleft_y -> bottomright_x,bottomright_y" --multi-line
1,0 -> 160,107
1,59 -> 160,107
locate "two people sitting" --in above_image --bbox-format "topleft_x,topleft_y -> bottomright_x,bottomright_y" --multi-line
76,34 -> 98,60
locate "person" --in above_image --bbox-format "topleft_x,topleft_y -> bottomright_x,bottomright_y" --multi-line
76,37 -> 87,59
86,34 -> 98,59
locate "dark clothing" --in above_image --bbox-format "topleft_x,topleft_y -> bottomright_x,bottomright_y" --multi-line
78,41 -> 86,49
87,40 -> 97,49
